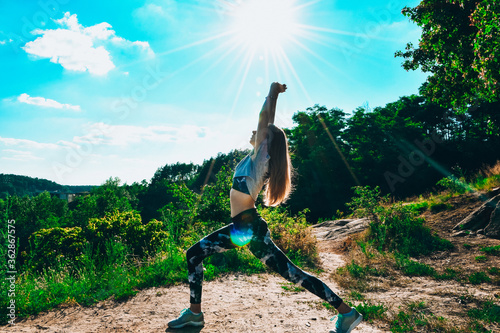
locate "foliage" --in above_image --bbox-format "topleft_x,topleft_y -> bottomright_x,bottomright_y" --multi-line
480,245 -> 500,256
261,207 -> 320,268
396,0 -> 500,110
86,210 -> 168,259
0,174 -> 68,199
348,186 -> 453,257
468,271 -> 492,285
6,191 -> 68,264
390,301 -> 445,333
196,166 -> 232,227
395,255 -> 436,277
468,300 -> 500,323
437,176 -> 468,194
27,227 -> 86,271
2,238 -> 187,325
355,302 -> 387,321
286,105 -> 353,220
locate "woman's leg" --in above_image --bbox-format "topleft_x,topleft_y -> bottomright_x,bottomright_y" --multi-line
186,224 -> 237,309
248,218 -> 344,309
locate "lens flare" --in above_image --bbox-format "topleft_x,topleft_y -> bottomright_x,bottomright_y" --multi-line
230,224 -> 254,247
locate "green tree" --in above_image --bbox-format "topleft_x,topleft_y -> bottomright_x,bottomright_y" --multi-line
396,0 -> 500,109
67,177 -> 133,227
8,192 -> 67,262
287,105 -> 354,220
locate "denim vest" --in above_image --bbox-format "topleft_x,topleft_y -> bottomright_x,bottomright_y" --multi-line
233,139 -> 270,200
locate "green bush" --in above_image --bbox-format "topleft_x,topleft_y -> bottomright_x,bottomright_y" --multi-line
261,207 -> 320,269
343,260 -> 387,278
348,186 -> 453,257
27,227 -> 86,271
86,210 -> 168,260
26,211 -> 169,272
436,176 -> 468,194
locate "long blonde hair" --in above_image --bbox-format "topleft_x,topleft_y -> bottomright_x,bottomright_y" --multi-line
264,124 -> 293,206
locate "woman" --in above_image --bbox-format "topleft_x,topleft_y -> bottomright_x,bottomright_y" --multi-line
168,83 -> 362,333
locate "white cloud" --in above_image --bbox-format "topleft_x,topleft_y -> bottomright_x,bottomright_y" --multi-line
74,123 -> 212,147
2,149 -> 43,161
18,93 -> 81,111
22,12 -> 155,75
0,137 -> 60,150
0,40 -> 5,45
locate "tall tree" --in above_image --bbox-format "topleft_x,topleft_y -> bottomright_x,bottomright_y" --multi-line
396,0 -> 500,109
287,105 -> 354,220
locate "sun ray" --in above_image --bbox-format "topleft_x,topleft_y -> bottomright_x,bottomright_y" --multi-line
227,49 -> 257,120
275,46 -> 312,105
287,36 -> 361,85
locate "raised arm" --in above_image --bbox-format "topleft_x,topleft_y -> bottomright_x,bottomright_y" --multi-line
254,82 -> 287,148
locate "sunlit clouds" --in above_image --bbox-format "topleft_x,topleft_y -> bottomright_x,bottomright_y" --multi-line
22,12 -> 154,75
18,93 -> 81,111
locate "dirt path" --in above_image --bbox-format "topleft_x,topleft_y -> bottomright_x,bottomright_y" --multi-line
5,228 -> 385,333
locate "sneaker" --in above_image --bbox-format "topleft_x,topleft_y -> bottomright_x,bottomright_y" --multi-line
168,308 -> 205,329
330,308 -> 363,333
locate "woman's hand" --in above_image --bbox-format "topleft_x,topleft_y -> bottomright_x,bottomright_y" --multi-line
269,82 -> 287,96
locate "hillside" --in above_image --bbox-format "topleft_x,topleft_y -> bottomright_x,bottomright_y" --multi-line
0,174 -> 95,199
10,191 -> 500,332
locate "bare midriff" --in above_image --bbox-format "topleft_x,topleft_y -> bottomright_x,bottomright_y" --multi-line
230,188 -> 256,217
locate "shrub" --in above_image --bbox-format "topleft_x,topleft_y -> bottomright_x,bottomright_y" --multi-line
86,210 -> 168,259
27,227 -> 86,271
260,207 -> 320,269
27,211 -> 169,272
348,186 -> 453,257
436,176 -> 468,194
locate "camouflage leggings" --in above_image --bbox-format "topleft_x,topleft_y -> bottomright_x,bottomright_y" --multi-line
186,208 -> 343,308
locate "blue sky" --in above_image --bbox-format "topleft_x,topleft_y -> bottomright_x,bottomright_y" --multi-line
0,0 -> 426,185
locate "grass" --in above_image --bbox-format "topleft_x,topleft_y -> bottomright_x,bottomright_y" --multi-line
475,255 -> 489,262
472,161 -> 500,191
280,282 -> 305,293
356,301 -> 387,321
468,300 -> 500,324
4,239 -> 188,323
480,245 -> 500,256
468,271 -> 492,285
395,255 -> 436,277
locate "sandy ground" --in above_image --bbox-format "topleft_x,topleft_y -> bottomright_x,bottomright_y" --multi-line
3,233 -> 383,332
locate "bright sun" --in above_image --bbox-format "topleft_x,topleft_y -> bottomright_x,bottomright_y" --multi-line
229,0 -> 300,52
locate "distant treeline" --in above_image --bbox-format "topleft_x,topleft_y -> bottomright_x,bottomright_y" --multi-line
0,174 -> 95,199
